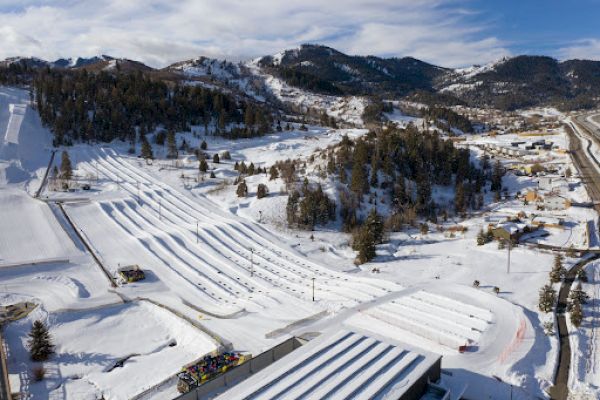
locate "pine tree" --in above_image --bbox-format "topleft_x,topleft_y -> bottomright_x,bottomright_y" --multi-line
213,153 -> 220,163
236,180 -> 248,197
269,166 -> 279,180
140,136 -> 153,160
454,181 -> 465,213
60,151 -> 73,180
491,160 -> 504,192
365,208 -> 384,244
257,184 -> 268,199
570,301 -> 583,327
286,190 -> 300,226
199,156 -> 208,173
569,282 -> 588,305
166,131 -> 178,159
27,320 -> 54,362
549,254 -> 566,283
538,284 -> 556,313
200,140 -> 208,150
352,225 -> 376,264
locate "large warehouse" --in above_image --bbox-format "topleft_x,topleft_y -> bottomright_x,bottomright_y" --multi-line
213,329 -> 444,400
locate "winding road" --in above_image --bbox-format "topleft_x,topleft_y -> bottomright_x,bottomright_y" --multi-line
550,114 -> 600,399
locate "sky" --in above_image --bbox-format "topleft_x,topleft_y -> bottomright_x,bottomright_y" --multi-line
0,0 -> 599,68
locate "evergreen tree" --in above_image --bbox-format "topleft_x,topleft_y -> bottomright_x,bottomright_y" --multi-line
454,181 -> 465,213
491,160 -> 504,192
257,183 -> 268,199
140,136 -> 153,160
569,282 -> 588,305
286,190 -> 300,226
549,254 -> 566,283
538,284 -> 556,313
365,208 -> 384,244
200,140 -> 208,150
60,151 -> 73,180
166,131 -> 178,159
269,165 -> 279,180
27,320 -> 54,362
570,301 -> 583,327
213,153 -> 220,163
352,225 -> 376,264
236,180 -> 248,197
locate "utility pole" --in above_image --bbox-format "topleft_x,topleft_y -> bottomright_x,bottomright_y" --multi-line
250,248 -> 254,277
507,240 -> 512,274
312,277 -> 316,302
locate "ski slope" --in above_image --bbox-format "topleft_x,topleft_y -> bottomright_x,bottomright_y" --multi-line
0,188 -> 81,265
67,147 -> 401,317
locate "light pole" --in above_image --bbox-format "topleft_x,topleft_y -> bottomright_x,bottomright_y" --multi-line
312,277 -> 316,302
507,240 -> 512,274
249,248 -> 254,277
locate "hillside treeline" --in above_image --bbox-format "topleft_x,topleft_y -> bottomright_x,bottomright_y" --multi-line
33,69 -> 274,145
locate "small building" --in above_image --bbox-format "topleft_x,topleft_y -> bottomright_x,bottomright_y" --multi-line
214,330 -> 445,400
543,195 -> 571,211
117,265 -> 145,283
524,190 -> 543,203
491,221 -> 529,242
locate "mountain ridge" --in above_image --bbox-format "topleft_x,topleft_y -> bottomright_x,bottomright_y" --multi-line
2,44 -> 600,111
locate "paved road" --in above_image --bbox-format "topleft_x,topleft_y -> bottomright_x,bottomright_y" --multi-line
566,118 -> 600,207
550,116 -> 600,399
551,255 -> 600,399
0,331 -> 9,400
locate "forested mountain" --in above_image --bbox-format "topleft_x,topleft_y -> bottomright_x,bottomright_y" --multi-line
257,44 -> 447,96
440,55 -> 600,110
34,69 -> 274,145
2,44 -> 600,133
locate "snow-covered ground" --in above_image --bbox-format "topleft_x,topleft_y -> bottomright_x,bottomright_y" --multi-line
4,301 -> 217,400
568,260 -> 600,399
2,82 -> 599,399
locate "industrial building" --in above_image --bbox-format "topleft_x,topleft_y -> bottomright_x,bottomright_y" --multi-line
212,329 -> 445,400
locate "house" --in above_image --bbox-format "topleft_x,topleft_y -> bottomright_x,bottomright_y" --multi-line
491,221 -> 529,242
524,190 -> 543,203
543,195 -> 571,211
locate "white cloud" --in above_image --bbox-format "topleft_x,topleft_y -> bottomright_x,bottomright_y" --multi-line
558,39 -> 600,61
0,0 -> 511,67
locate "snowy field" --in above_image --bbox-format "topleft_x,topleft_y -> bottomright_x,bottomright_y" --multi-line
4,301 -> 217,400
1,82 -> 599,399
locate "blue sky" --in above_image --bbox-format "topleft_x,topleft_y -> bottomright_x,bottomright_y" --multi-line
0,0 -> 598,67
468,0 -> 600,56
